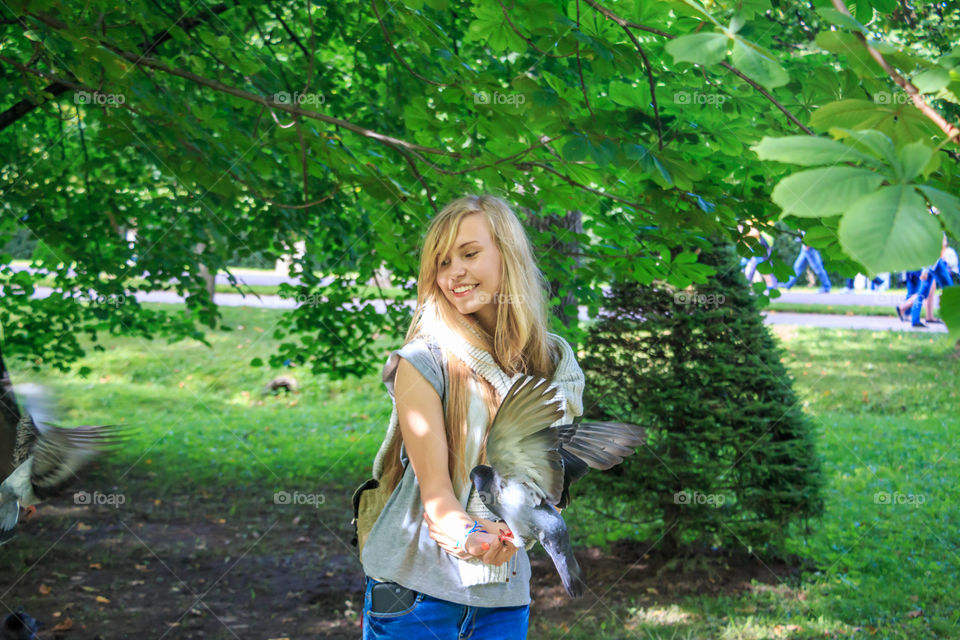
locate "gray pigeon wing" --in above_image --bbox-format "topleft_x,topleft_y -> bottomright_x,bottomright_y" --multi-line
31,422 -> 130,497
554,417 -> 646,509
556,417 -> 646,470
485,375 -> 566,504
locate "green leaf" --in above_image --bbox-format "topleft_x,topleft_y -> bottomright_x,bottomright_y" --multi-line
625,145 -> 672,186
837,184 -> 943,272
804,225 -> 839,248
912,66 -> 951,94
664,32 -> 730,66
813,101 -> 942,146
829,128 -> 899,168
608,81 -> 650,108
941,287 -> 960,342
773,167 -> 884,217
730,39 -> 788,88
465,4 -> 527,52
817,8 -> 867,33
752,136 -> 881,167
562,135 -> 590,162
815,32 -> 883,77
917,185 -> 960,239
897,141 -> 933,182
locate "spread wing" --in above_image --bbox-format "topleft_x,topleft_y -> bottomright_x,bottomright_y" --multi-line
555,416 -> 646,470
554,416 -> 646,509
15,383 -> 131,497
485,375 -> 565,504
31,422 -> 130,497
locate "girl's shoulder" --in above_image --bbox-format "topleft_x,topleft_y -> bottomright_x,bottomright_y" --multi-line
381,334 -> 446,400
546,331 -> 577,362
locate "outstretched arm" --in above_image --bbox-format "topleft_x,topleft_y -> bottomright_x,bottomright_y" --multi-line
395,358 -> 514,566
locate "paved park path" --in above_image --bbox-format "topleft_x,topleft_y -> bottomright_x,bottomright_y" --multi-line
18,279 -> 949,333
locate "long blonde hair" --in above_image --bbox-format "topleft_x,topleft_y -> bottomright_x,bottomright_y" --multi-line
380,194 -> 561,493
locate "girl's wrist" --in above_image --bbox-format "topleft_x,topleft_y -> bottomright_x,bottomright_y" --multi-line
455,519 -> 488,550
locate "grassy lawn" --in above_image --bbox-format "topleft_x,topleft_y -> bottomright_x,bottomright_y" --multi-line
766,303 -> 899,317
1,306 -> 958,638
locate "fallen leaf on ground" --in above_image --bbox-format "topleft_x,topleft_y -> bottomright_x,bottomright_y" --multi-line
52,618 -> 73,631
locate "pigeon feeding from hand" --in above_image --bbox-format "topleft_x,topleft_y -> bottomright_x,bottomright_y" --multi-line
0,383 -> 131,545
470,375 -> 645,598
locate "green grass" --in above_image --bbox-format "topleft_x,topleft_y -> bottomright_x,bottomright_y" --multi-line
766,303 -> 899,317
5,309 -> 960,638
553,328 -> 960,639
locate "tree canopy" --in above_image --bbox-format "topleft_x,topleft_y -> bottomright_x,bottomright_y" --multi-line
2,0 -> 960,374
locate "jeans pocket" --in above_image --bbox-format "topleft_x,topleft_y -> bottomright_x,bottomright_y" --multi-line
366,579 -> 424,619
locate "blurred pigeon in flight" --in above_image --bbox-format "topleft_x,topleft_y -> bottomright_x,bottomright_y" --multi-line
0,381 -> 130,544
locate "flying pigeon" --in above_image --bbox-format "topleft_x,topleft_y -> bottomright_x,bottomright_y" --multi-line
0,382 -> 130,545
470,375 -> 645,598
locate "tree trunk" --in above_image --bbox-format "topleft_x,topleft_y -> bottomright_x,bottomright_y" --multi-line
0,346 -> 21,478
526,209 -> 582,328
194,243 -> 216,300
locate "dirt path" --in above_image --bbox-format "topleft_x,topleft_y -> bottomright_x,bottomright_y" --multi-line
0,482 -> 802,639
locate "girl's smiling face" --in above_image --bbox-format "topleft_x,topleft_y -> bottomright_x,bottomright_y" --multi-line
436,211 -> 503,335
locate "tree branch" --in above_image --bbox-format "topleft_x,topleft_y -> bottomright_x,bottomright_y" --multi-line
831,0 -> 960,145
516,161 -> 656,214
371,0 -> 453,87
575,0 -> 594,117
718,62 -> 813,135
0,3 -> 229,131
229,174 -> 341,209
100,47 -> 461,157
583,0 -> 814,137
496,0 -> 574,59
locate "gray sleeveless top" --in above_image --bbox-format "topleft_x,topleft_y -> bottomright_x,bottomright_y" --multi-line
360,336 -> 532,607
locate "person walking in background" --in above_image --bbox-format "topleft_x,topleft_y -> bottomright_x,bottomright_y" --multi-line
919,236 -> 955,324
784,232 -> 831,293
743,225 -> 778,289
896,237 -> 954,328
897,268 -> 932,328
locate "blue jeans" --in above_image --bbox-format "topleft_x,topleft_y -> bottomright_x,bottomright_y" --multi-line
744,256 -> 779,287
785,246 -> 831,290
908,260 -> 954,324
362,576 -> 530,639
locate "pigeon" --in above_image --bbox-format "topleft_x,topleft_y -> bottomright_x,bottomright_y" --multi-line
470,375 -> 645,598
0,381 -> 130,545
262,375 -> 299,396
0,606 -> 40,640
